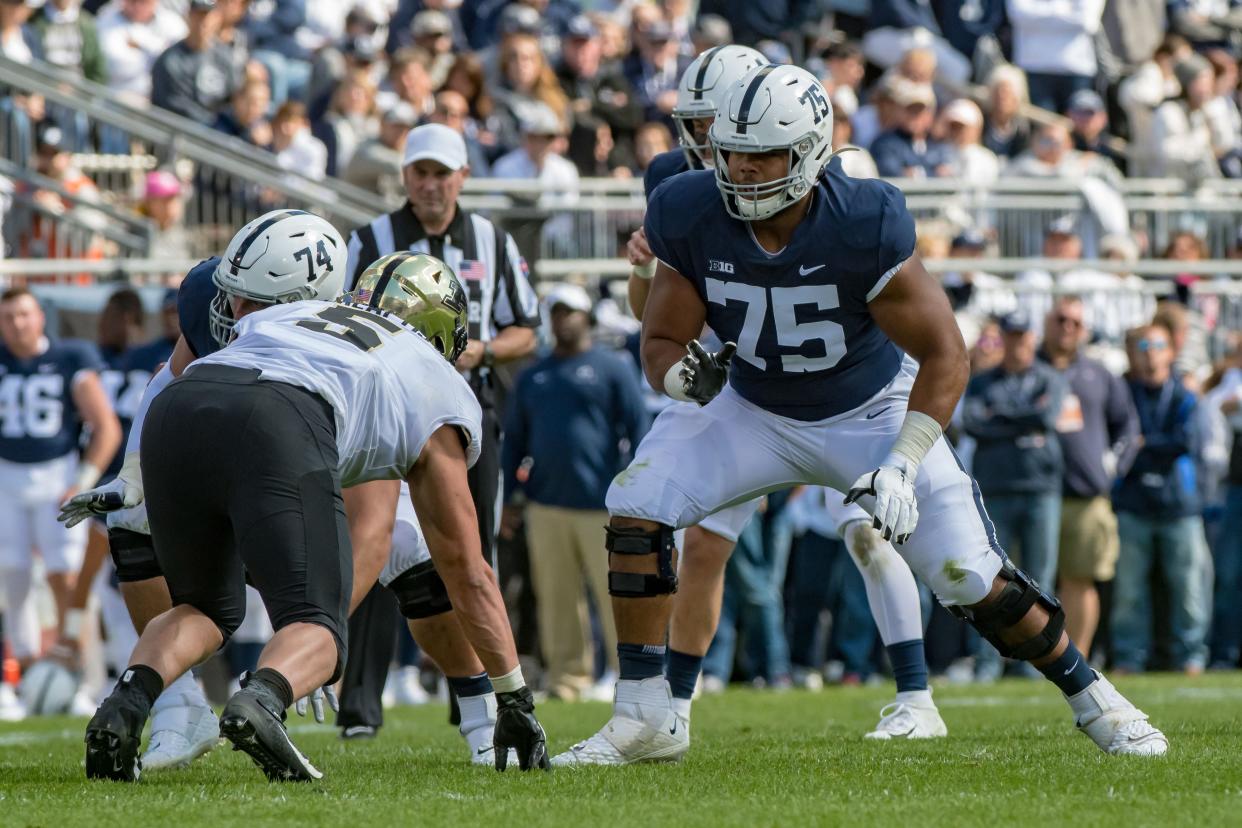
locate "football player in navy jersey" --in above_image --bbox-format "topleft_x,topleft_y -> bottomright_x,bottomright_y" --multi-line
555,65 -> 1167,766
0,287 -> 120,684
610,47 -> 946,751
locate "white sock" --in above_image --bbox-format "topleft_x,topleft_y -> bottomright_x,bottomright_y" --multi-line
457,691 -> 497,735
895,689 -> 933,706
671,697 -> 692,719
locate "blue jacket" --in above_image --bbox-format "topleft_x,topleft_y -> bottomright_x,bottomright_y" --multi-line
962,361 -> 1067,495
1113,378 -> 1201,519
870,129 -> 955,178
503,346 -> 651,510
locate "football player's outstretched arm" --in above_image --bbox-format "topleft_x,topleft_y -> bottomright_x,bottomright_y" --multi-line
868,254 -> 970,427
341,480 -> 400,614
406,425 -> 519,676
639,261 -> 707,391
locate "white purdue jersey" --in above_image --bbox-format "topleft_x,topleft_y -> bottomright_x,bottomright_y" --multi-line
196,300 -> 482,485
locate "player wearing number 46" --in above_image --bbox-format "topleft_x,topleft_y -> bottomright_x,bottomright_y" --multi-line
0,287 -> 120,687
555,64 -> 1167,766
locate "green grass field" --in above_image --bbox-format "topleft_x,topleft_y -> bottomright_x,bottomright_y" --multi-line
3,673 -> 1241,827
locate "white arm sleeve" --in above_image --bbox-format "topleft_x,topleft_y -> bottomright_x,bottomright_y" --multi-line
125,362 -> 176,455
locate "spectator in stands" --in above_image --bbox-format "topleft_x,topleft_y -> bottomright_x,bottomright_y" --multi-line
136,169 -> 191,262
1120,33 -> 1191,177
20,125 -> 102,260
1149,53 -> 1223,183
344,101 -> 415,197
269,100 -> 327,180
0,0 -> 41,63
938,98 -> 1000,185
388,0 -> 468,55
1168,0 -> 1242,50
860,0 -> 972,84
690,13 -> 731,54
592,11 -> 628,63
312,67 -> 380,178
631,120 -> 673,177
1204,342 -> 1242,668
1066,89 -> 1128,175
306,8 -> 384,119
442,53 -> 502,161
492,104 -> 580,246
1005,0 -> 1104,113
1040,295 -> 1139,660
474,0 -> 581,53
96,0 -> 186,107
428,91 -> 492,176
152,0 -> 244,127
969,315 -> 1005,376
941,228 -> 1013,322
851,71 -> 904,152
492,31 -> 571,154
557,15 -> 643,178
33,1 -> 106,85
831,110 -> 878,179
870,80 -> 953,178
502,282 -> 649,700
1203,49 -> 1241,163
410,10 -> 457,89
215,0 -> 258,81
697,0 -> 814,49
1007,121 -> 1121,182
623,19 -> 690,124
1112,323 -> 1210,674
0,0 -> 44,165
982,64 -> 1032,160
376,47 -> 435,120
964,309 -> 1066,596
213,77 -> 271,146
246,0 -> 312,107
820,40 -> 866,119
1153,298 -> 1213,390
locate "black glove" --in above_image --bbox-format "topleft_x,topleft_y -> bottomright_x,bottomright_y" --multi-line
493,687 -> 550,771
680,339 -> 736,405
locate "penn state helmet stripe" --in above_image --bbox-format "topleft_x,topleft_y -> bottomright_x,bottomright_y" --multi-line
229,210 -> 311,275
692,45 -> 726,101
367,253 -> 409,310
734,64 -> 777,136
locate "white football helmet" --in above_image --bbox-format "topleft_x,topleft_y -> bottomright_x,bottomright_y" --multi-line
710,64 -> 835,222
210,210 -> 347,346
672,45 -> 767,168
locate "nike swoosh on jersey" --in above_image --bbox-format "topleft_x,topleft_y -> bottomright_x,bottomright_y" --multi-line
865,406 -> 891,420
799,264 -> 826,276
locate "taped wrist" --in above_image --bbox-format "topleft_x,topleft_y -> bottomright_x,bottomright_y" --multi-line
490,664 -> 526,694
74,462 -> 102,493
631,259 -> 656,281
606,524 -> 678,597
884,410 -> 943,474
663,360 -> 692,403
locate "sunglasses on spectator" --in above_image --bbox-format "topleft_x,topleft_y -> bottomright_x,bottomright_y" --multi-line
1054,314 -> 1083,327
1137,339 -> 1169,351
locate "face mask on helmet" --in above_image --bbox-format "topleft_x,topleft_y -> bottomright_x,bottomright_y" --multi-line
712,135 -> 825,222
673,46 -> 767,170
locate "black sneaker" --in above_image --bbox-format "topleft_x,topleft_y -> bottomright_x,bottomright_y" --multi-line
84,691 -> 148,782
219,687 -> 322,781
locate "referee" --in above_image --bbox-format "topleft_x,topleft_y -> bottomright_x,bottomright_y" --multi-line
336,123 -> 540,738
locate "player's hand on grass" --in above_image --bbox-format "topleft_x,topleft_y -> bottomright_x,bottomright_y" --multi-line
57,476 -> 144,528
294,685 -> 339,724
494,687 -> 550,772
844,463 -> 919,545
679,340 -> 736,406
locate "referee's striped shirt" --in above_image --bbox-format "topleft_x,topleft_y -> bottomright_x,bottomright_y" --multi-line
345,202 -> 540,350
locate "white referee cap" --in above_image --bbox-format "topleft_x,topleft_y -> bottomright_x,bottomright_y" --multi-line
402,123 -> 468,170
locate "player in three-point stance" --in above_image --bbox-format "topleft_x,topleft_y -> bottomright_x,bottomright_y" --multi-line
556,65 -> 1166,766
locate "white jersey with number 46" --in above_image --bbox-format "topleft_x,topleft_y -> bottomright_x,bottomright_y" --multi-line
196,300 -> 482,485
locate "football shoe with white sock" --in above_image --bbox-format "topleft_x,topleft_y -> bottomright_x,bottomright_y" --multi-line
864,689 -> 947,740
1069,672 -> 1168,756
552,677 -> 689,767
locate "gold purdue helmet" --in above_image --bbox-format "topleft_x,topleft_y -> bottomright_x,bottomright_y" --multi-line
344,251 -> 469,362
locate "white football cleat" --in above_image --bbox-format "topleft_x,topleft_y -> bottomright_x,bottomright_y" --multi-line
552,677 -> 689,767
0,683 -> 25,721
1069,672 -> 1168,757
387,665 -> 429,707
142,696 -> 221,771
864,689 -> 948,740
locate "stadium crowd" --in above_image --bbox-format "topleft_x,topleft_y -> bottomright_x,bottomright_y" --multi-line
2,0 -> 1242,720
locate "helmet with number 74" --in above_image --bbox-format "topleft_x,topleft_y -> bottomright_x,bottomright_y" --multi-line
210,210 -> 347,346
344,251 -> 469,363
710,64 -> 835,222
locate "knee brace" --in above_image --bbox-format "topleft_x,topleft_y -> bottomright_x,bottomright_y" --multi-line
951,561 -> 1065,661
606,523 -> 678,597
387,560 -> 453,619
107,528 -> 163,583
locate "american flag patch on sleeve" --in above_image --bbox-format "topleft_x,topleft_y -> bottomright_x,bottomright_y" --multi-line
458,260 -> 487,282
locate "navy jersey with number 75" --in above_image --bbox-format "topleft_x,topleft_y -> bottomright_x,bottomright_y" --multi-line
644,157 -> 916,421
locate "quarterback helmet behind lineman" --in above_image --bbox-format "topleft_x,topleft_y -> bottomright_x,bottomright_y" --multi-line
709,64 -> 835,221
344,251 -> 469,363
210,210 -> 348,346
672,45 -> 767,168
